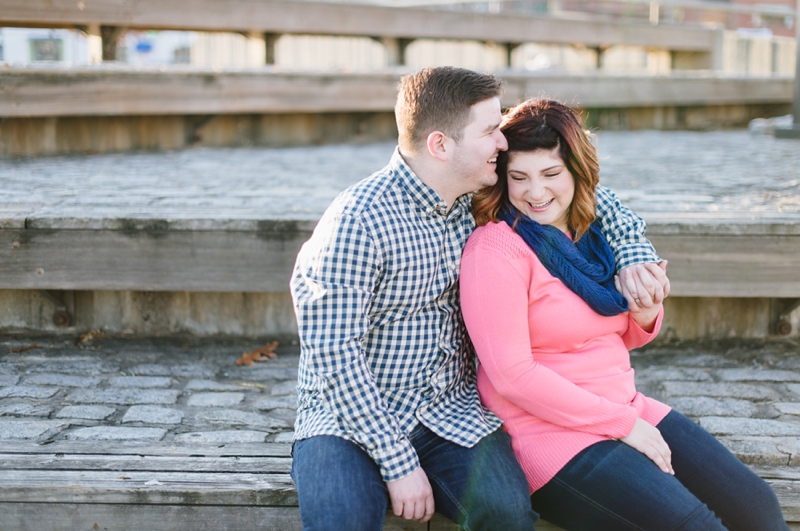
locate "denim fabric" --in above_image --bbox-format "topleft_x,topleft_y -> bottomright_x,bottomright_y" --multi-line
291,425 -> 539,531
530,410 -> 788,531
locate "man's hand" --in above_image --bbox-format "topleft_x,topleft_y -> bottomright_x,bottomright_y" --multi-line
386,467 -> 435,523
615,261 -> 669,312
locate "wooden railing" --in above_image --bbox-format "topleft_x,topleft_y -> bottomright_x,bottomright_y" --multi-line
1,0 -> 721,65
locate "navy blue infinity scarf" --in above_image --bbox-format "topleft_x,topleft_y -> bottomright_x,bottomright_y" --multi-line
499,206 -> 628,317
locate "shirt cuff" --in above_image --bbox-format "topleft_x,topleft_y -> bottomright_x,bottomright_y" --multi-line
370,437 -> 421,482
615,243 -> 663,272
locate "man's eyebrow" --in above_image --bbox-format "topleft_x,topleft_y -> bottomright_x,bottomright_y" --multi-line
485,122 -> 501,133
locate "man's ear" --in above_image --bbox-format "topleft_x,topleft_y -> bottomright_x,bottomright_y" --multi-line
425,131 -> 451,162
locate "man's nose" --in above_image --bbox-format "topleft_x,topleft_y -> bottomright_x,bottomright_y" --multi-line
496,131 -> 508,151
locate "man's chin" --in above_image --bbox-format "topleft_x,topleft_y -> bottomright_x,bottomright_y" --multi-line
481,173 -> 499,188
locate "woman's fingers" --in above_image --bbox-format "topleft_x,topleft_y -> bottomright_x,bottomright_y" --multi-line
620,418 -> 674,475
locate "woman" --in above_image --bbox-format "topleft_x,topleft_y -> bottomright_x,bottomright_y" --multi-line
459,99 -> 787,531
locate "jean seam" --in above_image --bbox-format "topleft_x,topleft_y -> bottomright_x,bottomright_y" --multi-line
427,473 -> 472,531
549,476 -> 647,531
673,504 -> 712,531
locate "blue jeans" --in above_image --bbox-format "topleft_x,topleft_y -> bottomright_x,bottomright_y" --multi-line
291,424 -> 539,531
530,410 -> 788,531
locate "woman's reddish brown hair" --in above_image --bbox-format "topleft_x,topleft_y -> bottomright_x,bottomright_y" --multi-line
472,99 -> 599,241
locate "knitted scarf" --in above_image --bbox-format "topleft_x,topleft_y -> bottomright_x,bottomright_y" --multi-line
499,205 -> 628,317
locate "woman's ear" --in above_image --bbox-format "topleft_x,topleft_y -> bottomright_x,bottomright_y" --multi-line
426,131 -> 450,162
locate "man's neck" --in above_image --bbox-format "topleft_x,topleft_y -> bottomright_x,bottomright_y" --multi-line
402,151 -> 461,210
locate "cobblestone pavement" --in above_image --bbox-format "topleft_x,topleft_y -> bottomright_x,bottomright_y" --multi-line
2,334 -> 800,467
1,131 -> 799,225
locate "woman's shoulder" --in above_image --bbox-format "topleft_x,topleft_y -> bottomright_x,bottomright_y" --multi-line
465,221 -> 534,260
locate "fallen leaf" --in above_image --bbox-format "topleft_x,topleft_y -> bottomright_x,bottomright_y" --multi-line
77,330 -> 104,345
118,476 -> 131,480
235,341 -> 279,366
238,381 -> 269,389
9,343 -> 39,353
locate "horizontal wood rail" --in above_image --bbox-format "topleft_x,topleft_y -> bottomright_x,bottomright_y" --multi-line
0,0 -> 717,51
0,68 -> 793,118
2,214 -> 800,297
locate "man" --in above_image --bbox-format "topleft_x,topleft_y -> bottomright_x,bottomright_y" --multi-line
290,66 -> 667,531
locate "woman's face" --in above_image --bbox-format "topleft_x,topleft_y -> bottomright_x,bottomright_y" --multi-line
506,148 -> 575,232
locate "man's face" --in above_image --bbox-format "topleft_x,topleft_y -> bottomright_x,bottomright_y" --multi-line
450,97 -> 508,193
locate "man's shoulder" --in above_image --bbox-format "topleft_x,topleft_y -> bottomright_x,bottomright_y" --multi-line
328,164 -> 401,220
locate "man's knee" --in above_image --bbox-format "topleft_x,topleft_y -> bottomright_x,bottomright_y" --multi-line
292,436 -> 389,531
460,431 -> 539,530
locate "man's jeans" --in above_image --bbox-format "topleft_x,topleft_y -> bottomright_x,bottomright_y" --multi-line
531,410 -> 789,531
291,424 -> 539,531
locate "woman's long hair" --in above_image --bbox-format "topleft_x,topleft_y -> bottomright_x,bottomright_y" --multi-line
472,99 -> 600,241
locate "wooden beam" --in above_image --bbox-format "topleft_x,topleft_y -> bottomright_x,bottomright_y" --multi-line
2,216 -> 799,296
0,223 -> 314,293
0,0 -> 716,51
0,69 -> 793,118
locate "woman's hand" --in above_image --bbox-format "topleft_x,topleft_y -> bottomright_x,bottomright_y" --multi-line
615,262 -> 665,332
620,418 -> 674,475
616,261 -> 669,312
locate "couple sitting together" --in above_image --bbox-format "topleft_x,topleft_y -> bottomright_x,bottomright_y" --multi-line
290,66 -> 787,531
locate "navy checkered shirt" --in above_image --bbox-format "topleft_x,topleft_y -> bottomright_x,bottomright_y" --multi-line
290,148 -> 660,481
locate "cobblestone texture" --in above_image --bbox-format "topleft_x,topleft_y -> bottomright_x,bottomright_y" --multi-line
1,335 -> 800,467
56,405 -> 116,420
1,132 -> 798,227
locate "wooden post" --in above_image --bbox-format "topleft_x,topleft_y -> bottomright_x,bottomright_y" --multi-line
505,42 -> 521,69
243,31 -> 266,66
793,0 -> 800,128
85,24 -> 102,63
381,37 -> 413,67
264,32 -> 281,65
775,0 -> 800,138
100,26 -> 125,61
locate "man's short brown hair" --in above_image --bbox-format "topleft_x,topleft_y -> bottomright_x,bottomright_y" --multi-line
395,67 -> 503,157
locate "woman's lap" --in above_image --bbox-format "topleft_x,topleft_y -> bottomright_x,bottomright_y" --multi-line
530,410 -> 788,531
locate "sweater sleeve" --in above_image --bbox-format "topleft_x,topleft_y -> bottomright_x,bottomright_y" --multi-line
461,239 -> 638,439
622,307 -> 664,350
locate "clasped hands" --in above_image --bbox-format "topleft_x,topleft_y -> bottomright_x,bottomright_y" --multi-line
615,260 -> 669,311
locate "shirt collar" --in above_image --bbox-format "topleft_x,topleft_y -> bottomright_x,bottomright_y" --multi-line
390,147 -> 472,218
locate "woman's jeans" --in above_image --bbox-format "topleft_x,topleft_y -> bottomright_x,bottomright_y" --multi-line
291,424 -> 539,531
531,410 -> 788,531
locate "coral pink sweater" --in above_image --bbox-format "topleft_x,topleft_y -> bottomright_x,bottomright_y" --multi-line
460,221 -> 670,493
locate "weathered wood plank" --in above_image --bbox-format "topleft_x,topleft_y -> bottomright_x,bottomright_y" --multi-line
0,441 -> 292,457
0,227 -> 310,292
3,225 -> 798,296
648,234 -> 800,297
0,503 -> 546,531
752,466 -> 800,481
0,470 -> 298,505
0,0 -> 715,50
0,454 -> 291,474
0,69 -> 793,118
766,479 -> 800,521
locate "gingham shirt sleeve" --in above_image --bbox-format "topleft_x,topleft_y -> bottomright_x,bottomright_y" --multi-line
595,184 -> 662,272
291,212 -> 420,482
